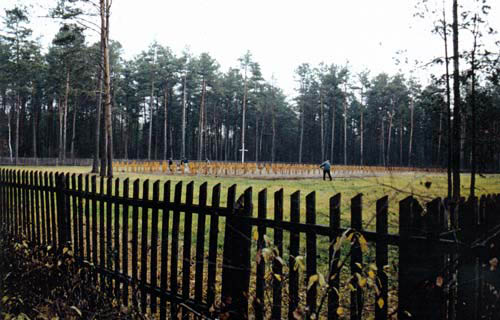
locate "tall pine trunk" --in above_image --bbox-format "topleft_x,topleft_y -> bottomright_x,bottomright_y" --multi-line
330,98 -> 335,162
442,0 -> 453,198
198,79 -> 206,160
102,0 -> 113,177
452,0 -> 461,199
408,100 -> 414,166
71,101 -> 77,160
148,78 -> 154,160
163,86 -> 168,160
320,91 -> 324,161
7,107 -> 12,162
241,73 -> 248,163
343,86 -> 347,165
181,72 -> 187,159
15,95 -> 20,164
470,14 -> 478,197
92,52 -> 103,173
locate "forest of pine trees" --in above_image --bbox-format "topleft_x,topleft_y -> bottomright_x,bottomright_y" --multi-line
0,2 -> 499,172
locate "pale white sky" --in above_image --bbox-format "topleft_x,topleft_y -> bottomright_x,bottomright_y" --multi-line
1,0 -> 499,96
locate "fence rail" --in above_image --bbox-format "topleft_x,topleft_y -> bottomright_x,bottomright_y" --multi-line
0,168 -> 498,320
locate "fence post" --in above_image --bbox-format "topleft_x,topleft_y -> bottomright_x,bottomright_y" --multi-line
457,197 -> 479,320
221,187 -> 252,319
55,173 -> 69,250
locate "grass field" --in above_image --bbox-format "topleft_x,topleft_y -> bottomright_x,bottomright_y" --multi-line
3,165 -> 500,234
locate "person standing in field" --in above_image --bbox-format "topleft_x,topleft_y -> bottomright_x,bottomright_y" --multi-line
320,160 -> 332,181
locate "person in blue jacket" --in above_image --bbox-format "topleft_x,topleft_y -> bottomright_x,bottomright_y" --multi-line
320,160 -> 332,181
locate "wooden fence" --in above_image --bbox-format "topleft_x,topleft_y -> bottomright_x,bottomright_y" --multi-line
0,169 -> 498,320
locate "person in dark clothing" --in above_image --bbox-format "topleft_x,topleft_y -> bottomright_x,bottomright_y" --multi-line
320,160 -> 332,181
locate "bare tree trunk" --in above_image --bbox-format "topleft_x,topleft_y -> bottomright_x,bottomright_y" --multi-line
320,91 -> 325,161
387,105 -> 394,165
102,0 -> 113,177
442,0 -> 452,198
15,96 -> 20,164
255,112 -> 259,162
400,115 -> 403,166
408,100 -> 414,166
381,116 -> 385,166
299,100 -> 304,163
148,78 -> 154,160
7,108 -> 12,162
330,98 -> 335,162
58,98 -> 64,160
360,98 -> 364,165
92,59 -> 103,173
343,86 -> 347,165
63,69 -> 70,161
124,113 -> 129,159
437,105 -> 443,165
452,0 -> 461,199
163,86 -> 168,160
241,73 -> 248,163
181,72 -> 187,159
470,16 -> 478,198
198,78 -> 206,160
271,106 -> 276,164
71,100 -> 77,160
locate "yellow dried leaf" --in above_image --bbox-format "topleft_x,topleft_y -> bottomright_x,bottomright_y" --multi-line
253,229 -> 259,241
318,273 -> 326,287
377,297 -> 384,309
368,270 -> 376,279
336,307 -> 344,316
307,274 -> 319,291
359,235 -> 368,252
63,247 -> 69,255
274,274 -> 282,282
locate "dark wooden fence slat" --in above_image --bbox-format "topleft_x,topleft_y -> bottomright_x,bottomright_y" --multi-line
71,174 -> 78,254
106,177 -> 113,292
170,181 -> 182,319
150,180 -> 160,314
181,181 -> 194,320
398,196 -> 414,320
22,171 -> 29,240
131,179 -> 140,307
288,190 -> 300,319
206,183 -> 221,309
55,173 -> 67,248
30,172 -> 37,244
49,173 -> 57,248
140,179 -> 150,312
350,193 -> 363,320
328,193 -> 341,320
255,188 -> 267,320
84,175 -> 90,262
194,182 -> 208,303
159,180 -> 171,320
122,178 -> 130,305
272,188 -> 284,320
114,178 -> 121,299
65,173 -> 71,247
306,191 -> 317,320
375,196 -> 388,320
91,175 -> 98,267
77,175 -> 84,260
221,185 -> 254,318
457,197 -> 479,320
14,171 -> 20,237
